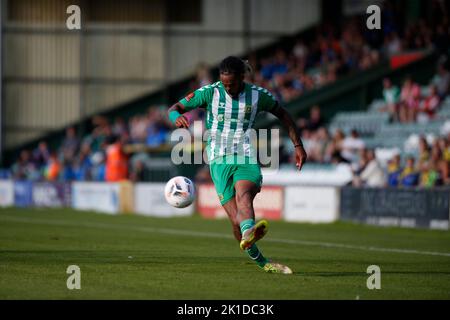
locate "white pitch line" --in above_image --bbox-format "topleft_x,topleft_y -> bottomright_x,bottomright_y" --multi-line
1,215 -> 450,257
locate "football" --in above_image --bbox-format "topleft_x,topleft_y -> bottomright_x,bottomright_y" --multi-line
164,176 -> 195,208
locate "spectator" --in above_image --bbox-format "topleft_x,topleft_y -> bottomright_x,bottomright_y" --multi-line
431,63 -> 450,99
432,139 -> 449,185
129,115 -> 148,144
45,153 -> 61,181
146,108 -> 169,148
387,154 -> 402,186
417,85 -> 441,122
72,143 -> 93,181
91,151 -> 106,182
381,78 -> 400,121
356,149 -> 386,187
399,157 -> 420,187
324,129 -> 345,163
419,160 -> 439,187
297,105 -> 325,135
112,117 -> 129,137
61,127 -> 80,160
105,135 -> 129,182
399,76 -> 422,123
418,136 -> 431,165
32,141 -> 50,170
341,129 -> 365,163
11,150 -> 37,180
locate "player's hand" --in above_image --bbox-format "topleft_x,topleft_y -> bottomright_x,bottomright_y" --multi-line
295,145 -> 307,171
175,115 -> 190,128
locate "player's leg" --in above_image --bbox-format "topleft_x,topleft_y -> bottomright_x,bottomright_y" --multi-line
233,166 -> 292,274
209,163 -> 242,242
222,197 -> 241,242
233,164 -> 268,250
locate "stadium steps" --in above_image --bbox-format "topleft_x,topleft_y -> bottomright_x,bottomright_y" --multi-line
329,111 -> 390,136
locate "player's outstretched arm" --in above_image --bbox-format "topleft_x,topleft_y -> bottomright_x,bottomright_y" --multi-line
269,105 -> 307,171
168,103 -> 190,128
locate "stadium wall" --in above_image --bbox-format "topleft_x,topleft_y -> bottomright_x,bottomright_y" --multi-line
3,0 -> 320,150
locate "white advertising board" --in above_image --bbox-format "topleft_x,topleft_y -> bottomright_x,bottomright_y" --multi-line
72,182 -> 120,214
284,186 -> 340,223
0,180 -> 14,207
134,183 -> 194,217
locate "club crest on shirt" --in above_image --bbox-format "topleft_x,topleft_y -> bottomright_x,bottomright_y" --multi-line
245,105 -> 252,113
217,114 -> 224,122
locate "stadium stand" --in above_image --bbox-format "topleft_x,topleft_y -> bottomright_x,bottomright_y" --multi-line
2,3 -> 450,189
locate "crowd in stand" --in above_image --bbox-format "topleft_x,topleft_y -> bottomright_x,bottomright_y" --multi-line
381,62 -> 450,123
7,2 -> 450,186
10,109 -> 172,183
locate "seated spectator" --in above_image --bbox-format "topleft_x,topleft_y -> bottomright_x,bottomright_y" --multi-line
419,160 -> 439,187
387,154 -> 402,186
417,85 -> 441,122
324,129 -> 345,163
417,136 -> 430,165
341,129 -> 365,163
307,127 -> 330,163
381,78 -> 400,121
431,63 -> 450,99
399,157 -> 420,187
297,105 -> 325,135
357,149 -> 386,187
11,150 -> 37,180
431,139 -> 449,185
399,76 -> 421,123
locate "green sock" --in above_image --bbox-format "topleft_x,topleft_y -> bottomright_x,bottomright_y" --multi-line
247,244 -> 269,268
239,218 -> 254,235
239,219 -> 268,268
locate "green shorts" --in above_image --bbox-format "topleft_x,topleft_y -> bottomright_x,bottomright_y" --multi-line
209,157 -> 262,205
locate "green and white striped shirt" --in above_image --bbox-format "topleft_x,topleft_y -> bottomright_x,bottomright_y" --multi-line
179,81 -> 277,163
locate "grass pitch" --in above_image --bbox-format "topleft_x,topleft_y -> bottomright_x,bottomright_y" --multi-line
0,207 -> 449,300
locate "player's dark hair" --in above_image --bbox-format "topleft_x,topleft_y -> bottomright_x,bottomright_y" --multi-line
219,56 -> 247,76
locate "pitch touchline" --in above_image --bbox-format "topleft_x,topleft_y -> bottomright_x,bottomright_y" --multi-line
1,215 -> 450,257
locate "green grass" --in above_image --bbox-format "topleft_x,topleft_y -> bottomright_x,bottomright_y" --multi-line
0,207 -> 449,300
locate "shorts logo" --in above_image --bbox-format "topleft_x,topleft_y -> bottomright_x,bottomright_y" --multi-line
185,92 -> 195,102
